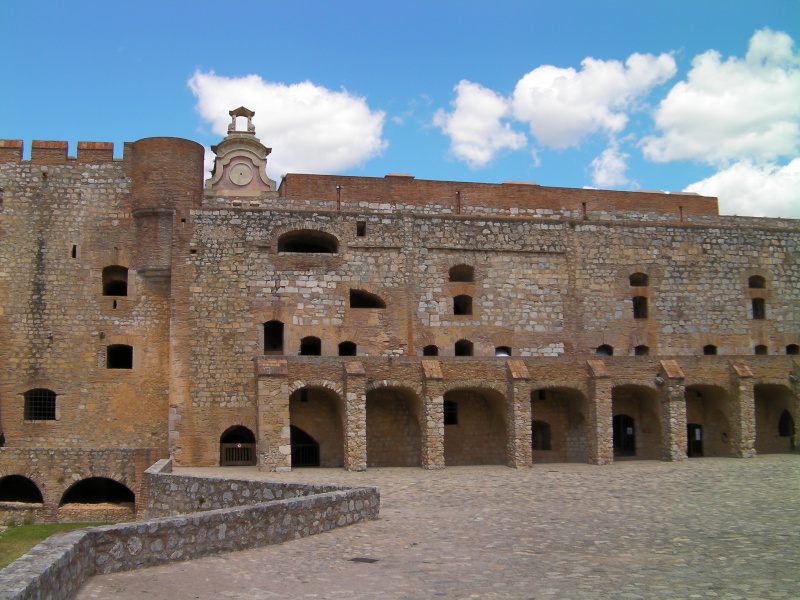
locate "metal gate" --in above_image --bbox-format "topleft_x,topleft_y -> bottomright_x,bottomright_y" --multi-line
220,443 -> 256,466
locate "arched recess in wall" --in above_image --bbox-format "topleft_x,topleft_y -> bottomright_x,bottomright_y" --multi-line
629,272 -> 649,287
338,341 -> 357,356
264,320 -> 284,354
634,345 -> 649,356
748,275 -> 766,289
449,264 -> 474,282
454,339 -> 474,356
787,344 -> 800,355
102,265 -> 128,296
220,425 -> 257,466
277,230 -> 338,254
59,477 -> 135,506
0,475 -> 44,503
703,345 -> 718,355
349,289 -> 386,309
596,344 -> 614,356
300,336 -> 322,356
423,345 -> 439,356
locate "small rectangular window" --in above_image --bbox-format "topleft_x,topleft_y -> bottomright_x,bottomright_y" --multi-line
444,400 -> 458,425
356,221 -> 366,237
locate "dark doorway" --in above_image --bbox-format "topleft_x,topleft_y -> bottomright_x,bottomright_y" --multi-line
220,425 -> 257,466
291,425 -> 320,467
613,414 -> 636,457
687,423 -> 704,457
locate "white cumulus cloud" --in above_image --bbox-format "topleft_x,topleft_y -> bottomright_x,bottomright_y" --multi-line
433,80 -> 527,168
642,28 -> 800,164
684,159 -> 800,218
590,143 -> 630,188
189,71 -> 387,177
511,53 -> 676,148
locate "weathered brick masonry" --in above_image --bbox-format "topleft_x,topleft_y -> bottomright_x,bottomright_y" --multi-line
0,107 -> 797,521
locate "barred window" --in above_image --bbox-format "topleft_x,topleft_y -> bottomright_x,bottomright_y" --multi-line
24,389 -> 56,421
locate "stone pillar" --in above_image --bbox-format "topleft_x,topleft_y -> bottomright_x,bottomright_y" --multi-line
421,360 -> 445,469
658,360 -> 688,462
343,362 -> 367,471
255,359 -> 291,471
587,360 -> 613,465
729,359 -> 756,458
506,360 -> 533,468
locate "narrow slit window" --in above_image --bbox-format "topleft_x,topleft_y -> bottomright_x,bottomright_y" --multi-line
751,298 -> 766,320
356,221 -> 366,237
632,296 -> 648,319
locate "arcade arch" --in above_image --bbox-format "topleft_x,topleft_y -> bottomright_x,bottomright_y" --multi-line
754,384 -> 796,454
530,387 -> 590,463
612,385 -> 662,460
442,387 -> 507,466
684,385 -> 732,457
290,386 -> 344,468
366,386 -> 422,467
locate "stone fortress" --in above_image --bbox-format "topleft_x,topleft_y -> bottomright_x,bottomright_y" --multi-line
0,106 -> 797,523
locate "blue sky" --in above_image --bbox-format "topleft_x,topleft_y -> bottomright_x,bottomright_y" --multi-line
2,1 -> 799,217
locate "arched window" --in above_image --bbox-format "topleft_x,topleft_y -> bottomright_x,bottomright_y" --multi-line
423,345 -> 439,356
495,346 -> 512,357
338,341 -> 357,356
453,295 -> 473,315
629,273 -> 648,287
24,389 -> 56,421
454,339 -> 474,356
264,320 -> 284,355
0,475 -> 44,503
754,344 -> 768,355
102,265 -> 128,296
300,336 -> 322,356
748,275 -> 766,289
778,410 -> 794,437
786,344 -> 799,355
596,344 -> 614,356
703,344 -> 718,355
277,230 -> 338,253
349,289 -> 386,309
443,400 -> 458,425
449,264 -> 474,282
107,344 -> 133,369
634,345 -> 650,356
532,421 -> 552,451
751,298 -> 766,320
632,296 -> 648,319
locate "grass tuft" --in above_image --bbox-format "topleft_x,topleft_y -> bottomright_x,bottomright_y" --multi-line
0,522 -> 107,570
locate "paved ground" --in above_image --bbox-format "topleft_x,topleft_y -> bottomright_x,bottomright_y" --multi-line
78,456 -> 800,600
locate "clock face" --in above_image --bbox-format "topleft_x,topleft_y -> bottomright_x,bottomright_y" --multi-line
229,162 -> 254,186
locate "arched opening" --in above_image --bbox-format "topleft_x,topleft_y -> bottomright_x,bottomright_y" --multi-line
531,421 -> 552,451
495,346 -> 512,357
443,388 -> 508,466
786,344 -> 799,355
632,296 -> 648,319
703,345 -> 718,355
613,385 -> 662,460
531,387 -> 589,463
300,336 -> 322,356
24,388 -> 56,421
596,344 -> 613,356
423,345 -> 439,356
366,386 -> 422,467
454,339 -> 474,356
107,344 -> 133,369
453,294 -> 473,315
685,385 -> 733,457
634,345 -> 650,356
290,426 -> 320,467
754,344 -> 768,355
220,425 -> 256,466
102,265 -> 128,296
290,387 -> 344,468
449,264 -> 474,282
0,475 -> 44,504
751,298 -> 766,320
748,275 -> 766,289
755,385 -> 796,454
338,341 -> 357,356
349,289 -> 386,309
264,320 -> 284,355
629,272 -> 648,287
60,477 -> 135,506
277,230 -> 338,253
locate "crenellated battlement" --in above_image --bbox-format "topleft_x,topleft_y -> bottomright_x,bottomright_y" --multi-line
0,139 -> 116,164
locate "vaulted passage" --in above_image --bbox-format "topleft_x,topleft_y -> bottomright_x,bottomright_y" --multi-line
685,385 -> 732,457
277,230 -> 338,253
290,387 -> 344,468
754,384 -> 796,454
366,387 -> 422,467
530,388 -> 589,463
60,477 -> 134,506
442,388 -> 507,466
0,475 -> 44,504
612,385 -> 662,460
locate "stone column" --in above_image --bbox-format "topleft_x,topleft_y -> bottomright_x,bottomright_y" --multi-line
587,360 -> 613,465
658,360 -> 688,461
729,359 -> 756,458
421,360 -> 445,469
255,359 -> 291,472
506,360 -> 533,468
343,362 -> 367,471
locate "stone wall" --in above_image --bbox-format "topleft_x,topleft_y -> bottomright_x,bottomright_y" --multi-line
0,459 -> 380,600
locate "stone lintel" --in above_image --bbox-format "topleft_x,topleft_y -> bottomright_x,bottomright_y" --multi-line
255,358 -> 288,377
345,361 -> 366,376
587,359 -> 610,379
422,359 -> 443,380
659,359 -> 685,379
506,359 -> 530,380
729,359 -> 754,379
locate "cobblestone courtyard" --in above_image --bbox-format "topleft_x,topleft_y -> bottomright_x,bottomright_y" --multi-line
78,456 -> 799,599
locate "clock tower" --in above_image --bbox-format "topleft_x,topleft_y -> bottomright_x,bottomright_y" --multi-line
206,106 -> 277,196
